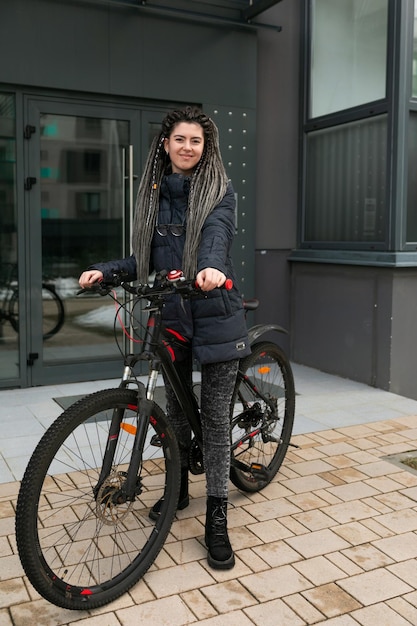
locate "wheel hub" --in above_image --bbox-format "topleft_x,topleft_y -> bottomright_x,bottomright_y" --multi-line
96,472 -> 134,525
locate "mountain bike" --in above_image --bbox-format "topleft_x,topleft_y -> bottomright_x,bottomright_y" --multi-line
15,269 -> 295,610
0,262 -> 65,340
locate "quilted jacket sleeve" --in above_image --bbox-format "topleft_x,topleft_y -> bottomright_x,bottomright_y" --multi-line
88,255 -> 138,282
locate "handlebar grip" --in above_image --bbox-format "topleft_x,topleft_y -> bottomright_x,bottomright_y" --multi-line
193,278 -> 233,290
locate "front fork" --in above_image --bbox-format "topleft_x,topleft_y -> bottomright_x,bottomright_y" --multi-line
94,358 -> 160,503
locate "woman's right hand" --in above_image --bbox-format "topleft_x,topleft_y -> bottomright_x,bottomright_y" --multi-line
79,269 -> 104,289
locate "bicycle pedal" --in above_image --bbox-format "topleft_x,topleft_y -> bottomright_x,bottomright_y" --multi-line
250,462 -> 270,481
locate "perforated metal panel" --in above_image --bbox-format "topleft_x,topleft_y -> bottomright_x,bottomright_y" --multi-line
205,105 -> 256,299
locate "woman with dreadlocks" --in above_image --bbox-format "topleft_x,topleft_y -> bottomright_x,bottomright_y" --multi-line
79,106 -> 250,570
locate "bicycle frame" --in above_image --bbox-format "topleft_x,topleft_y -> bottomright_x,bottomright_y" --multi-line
91,275 -> 291,503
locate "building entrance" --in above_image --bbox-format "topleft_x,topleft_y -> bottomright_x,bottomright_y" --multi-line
20,97 -> 170,386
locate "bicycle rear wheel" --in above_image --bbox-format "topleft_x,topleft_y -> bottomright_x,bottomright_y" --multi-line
230,341 -> 295,492
15,388 -> 180,610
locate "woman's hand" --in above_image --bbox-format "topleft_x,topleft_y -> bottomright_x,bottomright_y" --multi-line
79,270 -> 104,288
196,268 -> 226,292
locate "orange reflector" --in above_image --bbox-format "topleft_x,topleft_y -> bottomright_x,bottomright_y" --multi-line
120,422 -> 137,435
257,366 -> 271,375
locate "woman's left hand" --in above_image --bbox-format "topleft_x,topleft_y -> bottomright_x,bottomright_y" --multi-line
196,268 -> 226,292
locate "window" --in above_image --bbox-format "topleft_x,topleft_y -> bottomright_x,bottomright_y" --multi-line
310,0 -> 389,118
304,115 -> 387,243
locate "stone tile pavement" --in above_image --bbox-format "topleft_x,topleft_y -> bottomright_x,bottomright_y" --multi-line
3,408 -> 417,624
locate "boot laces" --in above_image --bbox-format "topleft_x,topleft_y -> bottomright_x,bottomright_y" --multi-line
211,503 -> 227,537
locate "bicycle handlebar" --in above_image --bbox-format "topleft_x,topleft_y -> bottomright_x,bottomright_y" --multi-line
77,269 -> 233,299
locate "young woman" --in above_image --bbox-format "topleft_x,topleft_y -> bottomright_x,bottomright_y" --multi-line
79,106 -> 250,570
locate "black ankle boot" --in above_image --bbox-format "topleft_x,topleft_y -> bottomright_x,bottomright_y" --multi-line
205,496 -> 235,570
149,467 -> 189,521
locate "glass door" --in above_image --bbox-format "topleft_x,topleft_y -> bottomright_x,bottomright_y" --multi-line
25,99 -> 141,385
0,94 -> 20,386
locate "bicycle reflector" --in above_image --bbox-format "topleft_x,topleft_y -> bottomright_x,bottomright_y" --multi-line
257,366 -> 271,375
120,422 -> 137,435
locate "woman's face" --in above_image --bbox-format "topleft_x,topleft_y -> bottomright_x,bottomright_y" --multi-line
164,122 -> 205,176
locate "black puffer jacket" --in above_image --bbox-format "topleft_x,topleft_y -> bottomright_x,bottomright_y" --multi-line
90,173 -> 250,364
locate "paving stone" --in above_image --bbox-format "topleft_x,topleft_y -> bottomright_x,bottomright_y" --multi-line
244,597 -> 306,626
247,518 -> 294,543
323,455 -> 356,469
68,614 -> 120,626
337,568 -> 413,605
292,555 -> 347,586
201,579 -> 256,613
341,544 -> 394,571
373,530 -> 417,560
287,492 -> 332,511
0,608 -> 13,626
350,601 -> 412,625
282,592 -> 326,624
292,509 -> 336,532
289,459 -> 336,476
387,558 -> 417,587
10,598 -> 86,626
285,528 -> 351,559
386,596 -> 417,624
181,588 -> 218,621
375,490 -> 417,510
236,548 -> 269,573
326,551 -> 364,576
331,521 -> 380,546
0,578 -> 30,609
116,595 -> 196,626
144,561 -> 215,598
240,564 -> 312,602
282,474 -> 334,494
243,497 -> 301,521
252,539 -> 303,568
279,515 -> 314,536
376,508 -> 417,533
191,610 -> 255,625
164,537 -> 206,564
301,582 -> 361,618
329,468 -> 368,483
325,482 -> 380,502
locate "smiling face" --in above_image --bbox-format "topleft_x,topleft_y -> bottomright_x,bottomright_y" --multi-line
164,122 -> 205,176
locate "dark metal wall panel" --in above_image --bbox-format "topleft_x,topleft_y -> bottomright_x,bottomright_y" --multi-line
290,262 -> 393,388
1,1 -> 110,91
108,13 -> 256,106
255,0 -> 299,251
390,270 -> 417,398
1,0 -> 256,109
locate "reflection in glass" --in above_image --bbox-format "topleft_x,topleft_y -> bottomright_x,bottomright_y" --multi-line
310,0 -> 389,118
413,1 -> 417,97
407,112 -> 417,241
40,114 -> 130,363
304,115 -> 387,242
0,94 -> 19,382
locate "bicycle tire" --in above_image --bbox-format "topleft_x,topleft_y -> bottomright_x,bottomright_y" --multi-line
15,388 -> 181,610
229,341 -> 295,492
9,283 -> 65,340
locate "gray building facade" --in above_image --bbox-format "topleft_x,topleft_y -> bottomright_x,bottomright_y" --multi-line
2,0 -> 417,400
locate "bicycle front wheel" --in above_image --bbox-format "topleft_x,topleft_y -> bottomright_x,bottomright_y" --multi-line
230,341 -> 295,492
15,388 -> 180,610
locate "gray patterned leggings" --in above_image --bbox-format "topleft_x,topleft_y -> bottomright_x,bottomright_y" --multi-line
163,356 -> 239,499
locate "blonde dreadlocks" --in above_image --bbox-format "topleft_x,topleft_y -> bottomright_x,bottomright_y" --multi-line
132,106 -> 229,282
